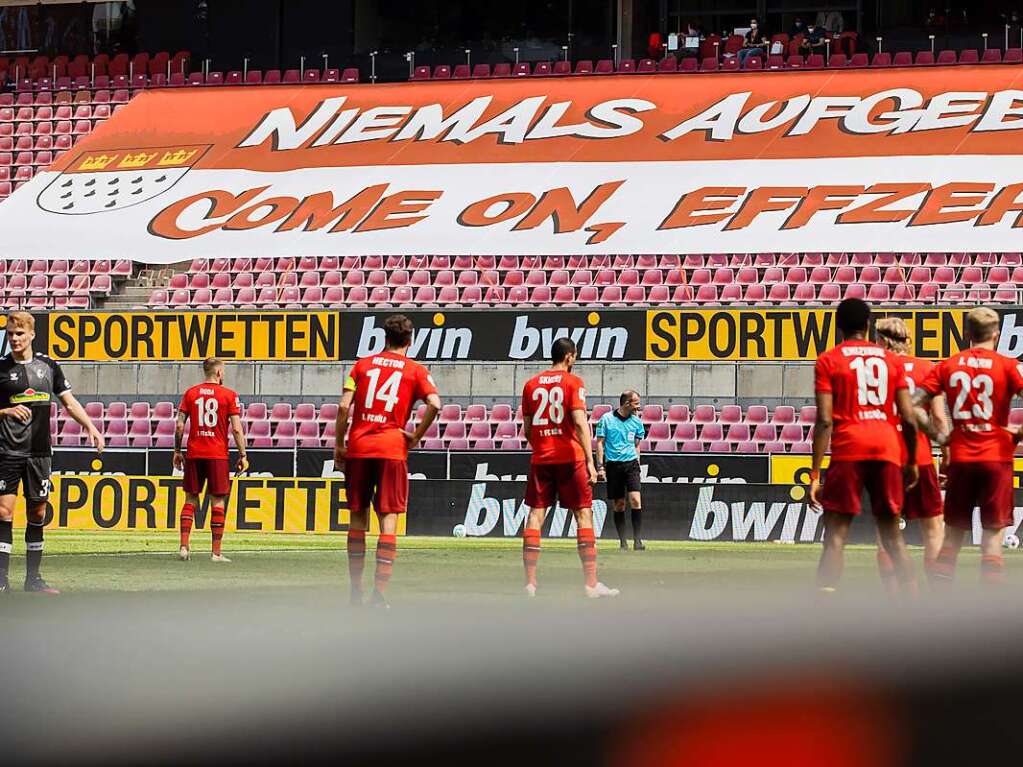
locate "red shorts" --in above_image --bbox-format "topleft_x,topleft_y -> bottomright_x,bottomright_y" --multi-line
525,461 -> 593,511
345,457 -> 408,515
182,458 -> 231,497
821,460 -> 903,517
902,463 -> 943,521
943,461 -> 1014,531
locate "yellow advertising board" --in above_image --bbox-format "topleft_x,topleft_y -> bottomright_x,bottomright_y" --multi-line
13,474 -> 401,534
646,308 -> 972,362
45,311 -> 340,362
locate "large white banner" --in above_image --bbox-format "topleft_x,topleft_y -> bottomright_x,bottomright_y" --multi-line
6,66 -> 1023,261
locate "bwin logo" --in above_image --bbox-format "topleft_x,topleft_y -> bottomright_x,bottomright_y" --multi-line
356,314 -> 472,360
509,313 -> 628,360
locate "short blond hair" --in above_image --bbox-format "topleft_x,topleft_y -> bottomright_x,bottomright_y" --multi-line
875,317 -> 910,355
5,311 -> 34,333
202,357 -> 224,376
966,307 -> 1000,343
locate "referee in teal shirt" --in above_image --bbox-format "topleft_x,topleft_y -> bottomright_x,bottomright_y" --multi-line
595,390 -> 646,550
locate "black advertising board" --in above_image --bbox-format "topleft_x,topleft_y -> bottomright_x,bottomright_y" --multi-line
407,480 -> 1023,544
448,451 -> 769,483
338,309 -> 647,362
26,306 -> 1023,363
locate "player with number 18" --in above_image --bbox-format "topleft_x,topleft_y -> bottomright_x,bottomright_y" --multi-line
174,358 -> 247,563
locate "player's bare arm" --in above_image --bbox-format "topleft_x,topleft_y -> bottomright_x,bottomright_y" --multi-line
571,408 -> 598,485
809,390 -> 832,507
0,404 -> 32,422
910,387 -> 946,445
405,392 -> 441,448
894,388 -> 920,490
595,437 -> 606,482
230,414 -> 248,473
59,391 -> 104,453
334,389 -> 354,469
173,409 -> 188,470
522,413 -> 532,442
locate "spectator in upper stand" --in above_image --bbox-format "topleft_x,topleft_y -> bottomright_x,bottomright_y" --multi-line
790,16 -> 808,37
800,22 -> 829,56
681,20 -> 703,58
737,18 -> 769,66
816,9 -> 844,34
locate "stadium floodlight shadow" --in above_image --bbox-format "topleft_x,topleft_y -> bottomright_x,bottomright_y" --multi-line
3,584 -> 1023,765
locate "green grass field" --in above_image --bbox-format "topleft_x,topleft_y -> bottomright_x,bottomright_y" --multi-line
0,532 -> 1004,602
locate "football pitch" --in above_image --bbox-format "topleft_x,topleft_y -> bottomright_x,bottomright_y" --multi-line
0,532 -> 1004,602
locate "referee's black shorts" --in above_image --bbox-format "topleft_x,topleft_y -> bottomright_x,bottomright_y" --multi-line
605,459 -> 641,501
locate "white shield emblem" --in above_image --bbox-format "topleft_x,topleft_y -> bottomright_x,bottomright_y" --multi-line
37,145 -> 209,215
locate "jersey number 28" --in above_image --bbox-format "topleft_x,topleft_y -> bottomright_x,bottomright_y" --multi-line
532,386 -> 565,425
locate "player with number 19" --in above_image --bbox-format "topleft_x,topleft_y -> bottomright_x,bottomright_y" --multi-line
809,299 -> 920,595
174,358 -> 247,563
336,315 -> 441,607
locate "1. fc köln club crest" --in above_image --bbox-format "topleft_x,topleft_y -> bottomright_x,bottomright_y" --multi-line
36,145 -> 210,215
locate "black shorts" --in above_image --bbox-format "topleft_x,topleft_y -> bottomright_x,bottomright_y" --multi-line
0,454 -> 52,504
606,459 -> 641,501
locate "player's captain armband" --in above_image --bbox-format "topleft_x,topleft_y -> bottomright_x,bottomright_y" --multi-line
343,374 -> 357,391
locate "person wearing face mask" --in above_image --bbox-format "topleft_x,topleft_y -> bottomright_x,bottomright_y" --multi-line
738,18 -> 768,66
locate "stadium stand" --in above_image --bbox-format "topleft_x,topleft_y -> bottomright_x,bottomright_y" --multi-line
115,253 -> 1023,310
46,397 -> 1023,455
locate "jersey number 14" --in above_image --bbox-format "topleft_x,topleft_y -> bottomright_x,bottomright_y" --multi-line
364,368 -> 402,412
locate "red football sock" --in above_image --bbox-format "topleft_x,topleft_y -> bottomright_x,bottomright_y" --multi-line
876,548 -> 899,597
522,529 -> 541,587
180,503 -> 195,548
347,529 -> 367,596
577,527 -> 598,589
374,534 -> 397,595
981,554 -> 1006,585
930,546 -> 958,587
210,506 -> 225,556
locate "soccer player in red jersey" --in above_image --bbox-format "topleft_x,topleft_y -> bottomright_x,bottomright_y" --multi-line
173,358 -> 247,563
874,317 -> 949,590
521,337 -> 618,599
335,315 -> 441,607
915,307 -> 1023,586
809,299 -> 920,594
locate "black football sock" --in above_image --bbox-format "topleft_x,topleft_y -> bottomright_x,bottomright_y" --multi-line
631,508 -> 643,540
25,520 -> 44,579
0,520 -> 12,579
613,511 -> 627,543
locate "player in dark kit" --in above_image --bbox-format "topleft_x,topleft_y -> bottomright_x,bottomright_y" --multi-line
521,337 -> 618,599
173,358 -> 248,563
915,307 -> 1023,586
0,311 -> 104,594
336,315 -> 441,607
809,299 -> 920,595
